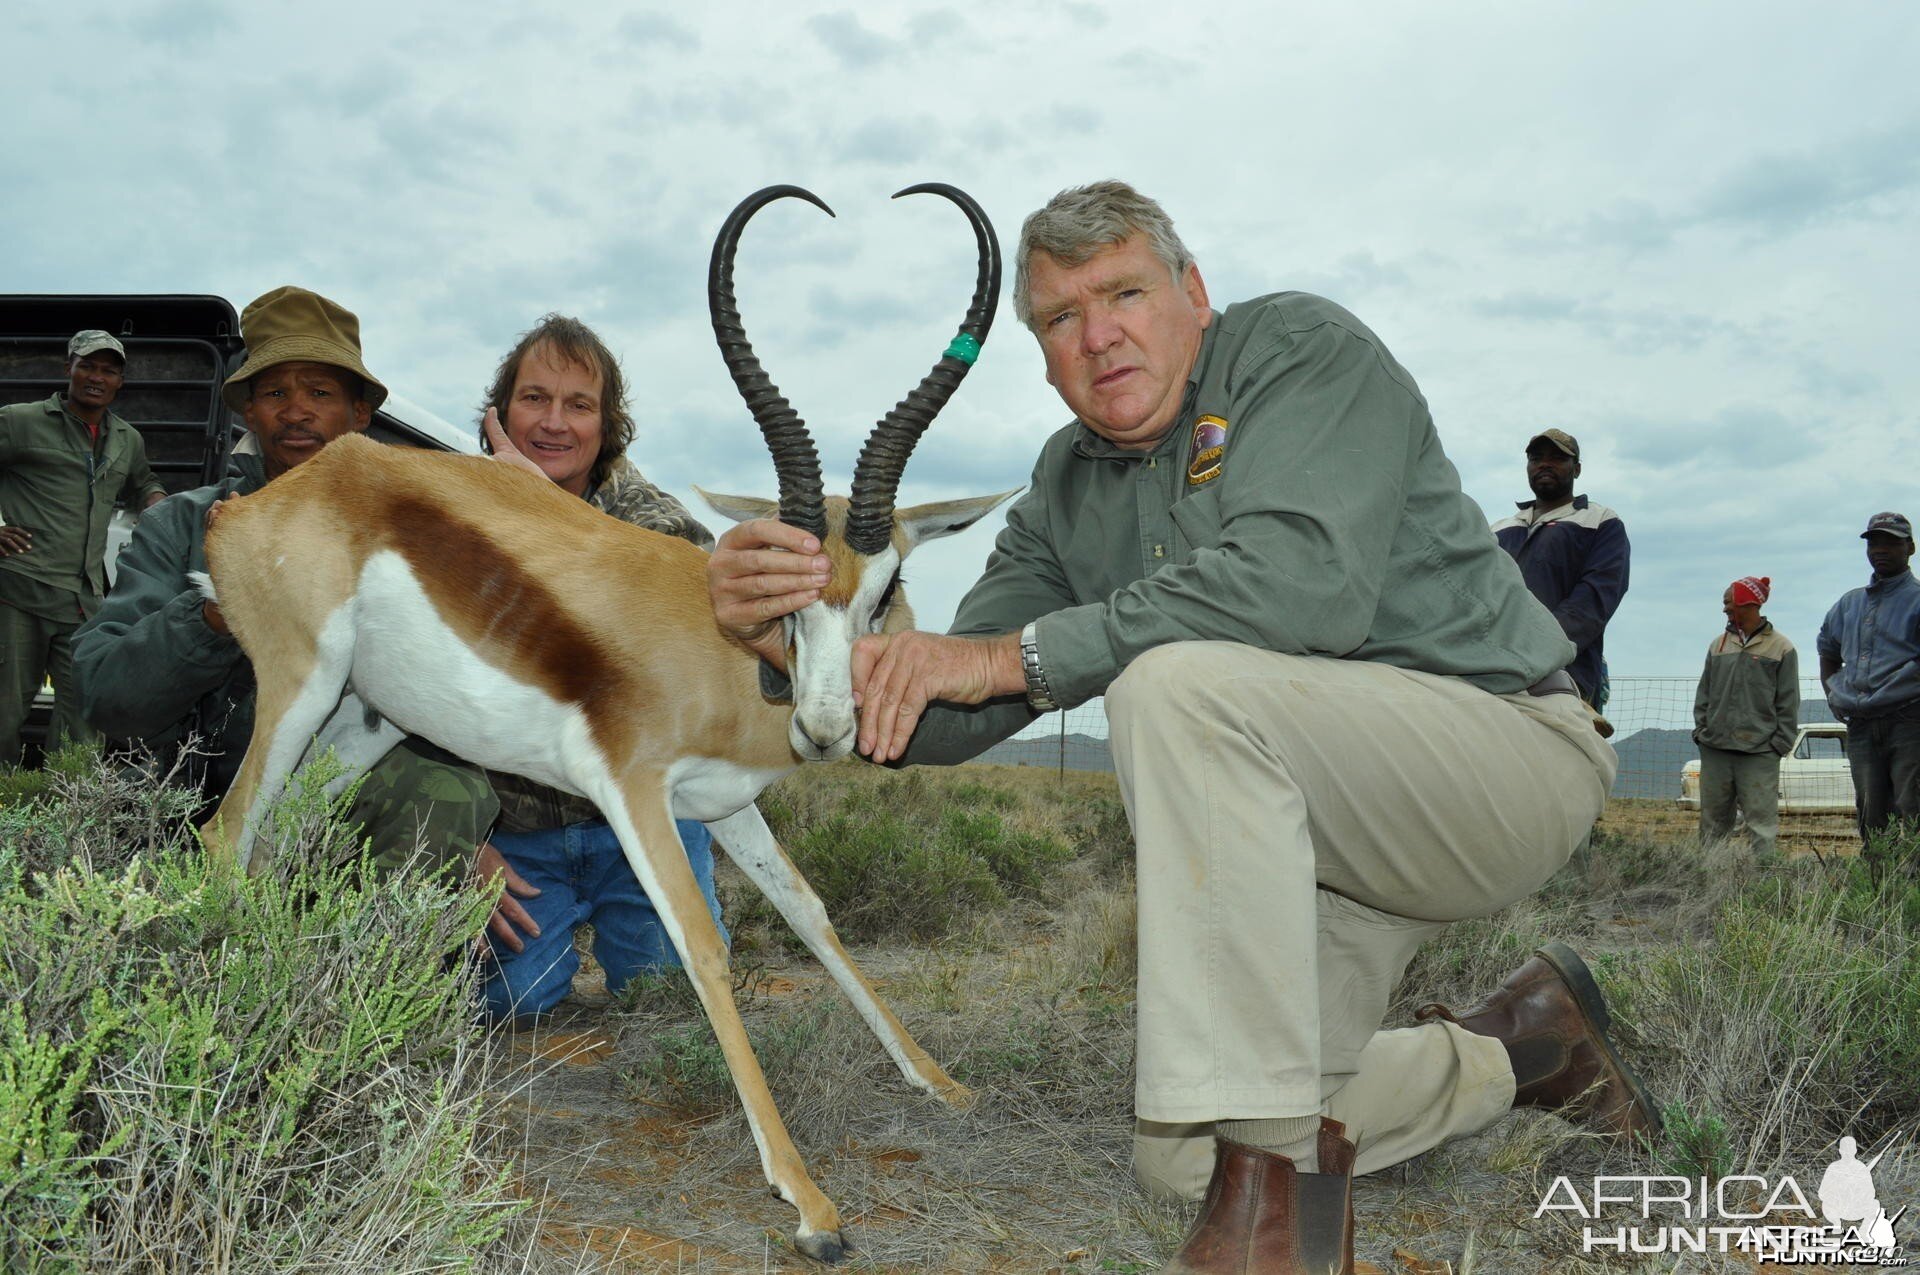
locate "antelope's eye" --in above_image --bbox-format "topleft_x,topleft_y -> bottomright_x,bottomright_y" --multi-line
872,572 -> 900,625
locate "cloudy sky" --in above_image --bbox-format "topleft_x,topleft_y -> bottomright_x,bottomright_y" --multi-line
9,1 -> 1915,686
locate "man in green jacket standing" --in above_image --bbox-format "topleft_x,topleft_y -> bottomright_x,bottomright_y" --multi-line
707,182 -> 1656,1271
72,288 -> 502,896
1693,575 -> 1799,857
0,330 -> 167,765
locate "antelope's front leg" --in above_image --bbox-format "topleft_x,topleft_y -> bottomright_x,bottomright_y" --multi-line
707,803 -> 972,1108
603,781 -> 848,1263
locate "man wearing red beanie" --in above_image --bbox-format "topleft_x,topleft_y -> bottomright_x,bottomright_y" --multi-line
1693,576 -> 1799,856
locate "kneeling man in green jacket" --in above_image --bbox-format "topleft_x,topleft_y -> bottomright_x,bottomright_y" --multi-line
72,288 -> 525,941
705,180 -> 1659,1272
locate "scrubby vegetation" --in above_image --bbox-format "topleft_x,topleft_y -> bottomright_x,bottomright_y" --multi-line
0,751 -> 530,1273
6,752 -> 1918,1272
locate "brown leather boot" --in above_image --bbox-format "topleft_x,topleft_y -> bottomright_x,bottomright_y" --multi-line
1415,941 -> 1661,1140
1163,1118 -> 1356,1275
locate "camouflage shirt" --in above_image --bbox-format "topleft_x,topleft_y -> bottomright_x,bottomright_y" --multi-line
490,457 -> 714,833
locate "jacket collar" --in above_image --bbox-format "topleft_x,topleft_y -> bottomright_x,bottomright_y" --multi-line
1866,569 -> 1919,594
44,391 -> 128,439
1511,493 -> 1589,524
227,450 -> 269,493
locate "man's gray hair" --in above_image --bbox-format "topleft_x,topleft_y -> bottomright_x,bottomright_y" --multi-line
1013,181 -> 1195,330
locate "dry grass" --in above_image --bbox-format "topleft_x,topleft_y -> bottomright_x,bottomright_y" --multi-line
511,768 -> 1920,1273
15,751 -> 1914,1273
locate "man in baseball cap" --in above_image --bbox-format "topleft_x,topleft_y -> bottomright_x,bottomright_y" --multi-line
74,287 -> 498,889
0,327 -> 167,765
1861,511 -> 1914,542
1818,512 -> 1920,859
1491,429 -> 1631,732
68,330 -> 126,362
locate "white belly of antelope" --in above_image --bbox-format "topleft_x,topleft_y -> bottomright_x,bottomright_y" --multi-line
346,551 -> 609,799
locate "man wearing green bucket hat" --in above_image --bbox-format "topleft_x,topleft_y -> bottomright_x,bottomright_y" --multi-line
73,287 -> 510,906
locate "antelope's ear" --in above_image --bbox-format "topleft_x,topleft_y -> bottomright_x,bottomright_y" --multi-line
894,488 -> 1022,551
695,488 -> 781,525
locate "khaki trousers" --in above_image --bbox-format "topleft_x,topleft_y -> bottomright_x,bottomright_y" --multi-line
1697,745 -> 1781,857
1106,644 -> 1616,1201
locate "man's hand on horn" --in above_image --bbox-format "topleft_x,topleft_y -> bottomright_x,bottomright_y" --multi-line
707,520 -> 832,672
851,630 -> 1023,763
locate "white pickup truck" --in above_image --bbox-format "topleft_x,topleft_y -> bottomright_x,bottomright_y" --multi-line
1679,722 -> 1853,813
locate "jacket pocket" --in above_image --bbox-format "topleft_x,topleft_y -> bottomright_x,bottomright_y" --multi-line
1169,488 -> 1224,558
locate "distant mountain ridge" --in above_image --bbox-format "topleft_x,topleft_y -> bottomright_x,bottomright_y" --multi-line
972,732 -> 1113,773
968,701 -> 1836,804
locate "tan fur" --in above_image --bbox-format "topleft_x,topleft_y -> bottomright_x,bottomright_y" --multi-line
816,501 -> 868,610
208,436 -> 795,778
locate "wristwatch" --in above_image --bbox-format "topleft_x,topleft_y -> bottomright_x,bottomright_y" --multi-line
1019,622 -> 1058,712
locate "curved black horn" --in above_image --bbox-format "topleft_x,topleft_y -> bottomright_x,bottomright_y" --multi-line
844,182 -> 1001,555
709,184 -> 834,539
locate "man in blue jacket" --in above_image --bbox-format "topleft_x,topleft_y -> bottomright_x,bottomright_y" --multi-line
1491,429 -> 1630,731
1819,511 -> 1920,857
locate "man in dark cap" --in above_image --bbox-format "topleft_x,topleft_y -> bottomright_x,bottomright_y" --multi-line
1490,429 -> 1631,732
1693,575 -> 1799,857
1819,512 -> 1920,855
72,288 -> 508,906
0,330 -> 168,764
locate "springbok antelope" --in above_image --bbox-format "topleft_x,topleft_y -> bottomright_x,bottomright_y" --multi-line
198,183 -> 1014,1262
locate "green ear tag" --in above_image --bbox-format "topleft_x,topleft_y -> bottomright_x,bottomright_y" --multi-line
943,332 -> 981,365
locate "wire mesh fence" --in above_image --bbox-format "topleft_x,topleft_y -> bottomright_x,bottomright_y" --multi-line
966,677 -> 1837,805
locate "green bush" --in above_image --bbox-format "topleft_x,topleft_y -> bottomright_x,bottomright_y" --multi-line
623,1002 -> 828,1110
745,773 -> 1075,944
0,754 -> 528,1272
1632,840 -> 1920,1163
0,741 -> 98,809
1659,1102 -> 1734,1181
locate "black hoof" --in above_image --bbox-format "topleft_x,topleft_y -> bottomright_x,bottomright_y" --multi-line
795,1228 -> 848,1264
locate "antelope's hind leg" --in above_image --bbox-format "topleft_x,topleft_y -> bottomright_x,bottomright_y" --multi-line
307,690 -> 407,801
200,616 -> 358,874
600,779 -> 848,1263
707,803 -> 973,1108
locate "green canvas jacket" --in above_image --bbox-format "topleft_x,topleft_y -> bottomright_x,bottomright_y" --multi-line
1693,622 -> 1799,756
898,292 -> 1576,767
71,454 -> 269,789
0,392 -> 165,605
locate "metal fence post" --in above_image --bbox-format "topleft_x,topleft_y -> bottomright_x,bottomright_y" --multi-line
1057,710 -> 1067,781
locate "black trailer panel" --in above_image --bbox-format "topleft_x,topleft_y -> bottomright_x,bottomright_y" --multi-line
0,294 -> 244,493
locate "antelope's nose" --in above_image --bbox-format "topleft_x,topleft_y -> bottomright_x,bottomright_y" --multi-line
793,711 -> 845,755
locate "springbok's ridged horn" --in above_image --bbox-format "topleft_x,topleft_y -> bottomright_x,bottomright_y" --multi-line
844,183 -> 1001,555
710,185 -> 833,540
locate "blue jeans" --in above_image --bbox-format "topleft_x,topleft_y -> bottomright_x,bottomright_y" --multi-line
479,817 -> 726,1024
